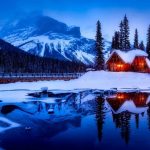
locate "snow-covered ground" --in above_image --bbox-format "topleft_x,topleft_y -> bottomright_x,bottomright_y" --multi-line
0,71 -> 150,91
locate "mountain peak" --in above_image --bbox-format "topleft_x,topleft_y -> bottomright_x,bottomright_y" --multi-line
0,15 -> 111,65
0,15 -> 81,38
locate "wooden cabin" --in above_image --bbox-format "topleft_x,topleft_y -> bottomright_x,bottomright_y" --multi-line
106,49 -> 150,73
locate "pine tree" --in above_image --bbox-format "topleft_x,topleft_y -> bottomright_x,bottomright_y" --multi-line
115,31 -> 120,49
112,31 -> 120,49
123,15 -> 130,50
139,41 -> 145,51
146,25 -> 150,58
111,37 -> 115,49
119,21 -> 124,49
134,29 -> 139,49
95,20 -> 105,70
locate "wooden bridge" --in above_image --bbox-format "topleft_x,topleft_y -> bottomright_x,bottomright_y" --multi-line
0,73 -> 85,84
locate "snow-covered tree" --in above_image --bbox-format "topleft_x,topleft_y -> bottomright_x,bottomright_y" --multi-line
146,25 -> 150,58
123,15 -> 130,50
112,31 -> 120,49
111,37 -> 115,49
95,20 -> 105,70
134,29 -> 139,49
119,21 -> 124,49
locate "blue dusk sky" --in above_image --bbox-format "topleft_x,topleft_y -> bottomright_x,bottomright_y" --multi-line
1,0 -> 150,42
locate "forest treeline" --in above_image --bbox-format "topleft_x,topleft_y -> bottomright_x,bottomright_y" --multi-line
0,39 -> 85,73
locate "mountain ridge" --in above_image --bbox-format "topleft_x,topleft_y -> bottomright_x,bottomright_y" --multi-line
0,14 -> 111,65
0,38 -> 85,73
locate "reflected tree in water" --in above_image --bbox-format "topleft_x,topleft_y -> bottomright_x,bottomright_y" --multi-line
135,114 -> 139,129
147,102 -> 150,130
112,111 -> 131,144
95,96 -> 106,141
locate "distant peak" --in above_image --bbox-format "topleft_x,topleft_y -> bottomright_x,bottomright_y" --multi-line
0,14 -> 81,38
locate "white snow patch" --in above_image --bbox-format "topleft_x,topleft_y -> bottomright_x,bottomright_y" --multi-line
73,50 -> 95,64
0,71 -> 150,91
81,94 -> 96,104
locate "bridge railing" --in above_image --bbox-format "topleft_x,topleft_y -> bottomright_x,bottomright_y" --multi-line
0,73 -> 85,78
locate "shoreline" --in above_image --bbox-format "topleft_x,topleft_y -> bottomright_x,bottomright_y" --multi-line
0,77 -> 75,84
0,71 -> 150,91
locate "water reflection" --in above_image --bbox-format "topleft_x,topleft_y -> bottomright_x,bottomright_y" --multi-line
107,92 -> 150,144
96,96 -> 106,141
0,91 -> 150,150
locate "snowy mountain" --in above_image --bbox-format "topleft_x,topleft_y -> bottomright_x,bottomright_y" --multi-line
0,14 -> 111,65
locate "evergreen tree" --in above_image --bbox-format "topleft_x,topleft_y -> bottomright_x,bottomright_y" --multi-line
139,41 -> 145,51
95,20 -> 105,70
112,31 -> 120,49
123,15 -> 130,50
146,25 -> 150,58
111,37 -> 115,49
119,21 -> 124,49
134,29 -> 139,49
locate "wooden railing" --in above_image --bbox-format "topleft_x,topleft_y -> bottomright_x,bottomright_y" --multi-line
0,73 -> 85,78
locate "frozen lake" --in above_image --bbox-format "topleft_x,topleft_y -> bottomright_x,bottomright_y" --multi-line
0,89 -> 150,150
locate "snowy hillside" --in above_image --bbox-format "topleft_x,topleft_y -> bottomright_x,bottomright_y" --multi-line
0,15 -> 111,65
1,71 -> 150,90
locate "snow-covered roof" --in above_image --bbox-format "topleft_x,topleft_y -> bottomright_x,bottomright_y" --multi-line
108,49 -> 148,64
107,100 -> 148,114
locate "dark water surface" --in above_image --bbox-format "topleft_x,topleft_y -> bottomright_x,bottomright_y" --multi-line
0,90 -> 150,150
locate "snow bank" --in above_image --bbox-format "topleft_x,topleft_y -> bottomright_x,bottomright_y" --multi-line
0,71 -> 150,91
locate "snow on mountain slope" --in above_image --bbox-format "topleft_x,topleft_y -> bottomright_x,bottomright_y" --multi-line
0,14 -> 111,65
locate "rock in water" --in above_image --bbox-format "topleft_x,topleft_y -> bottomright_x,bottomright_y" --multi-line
25,127 -> 32,131
41,87 -> 48,94
48,108 -> 54,114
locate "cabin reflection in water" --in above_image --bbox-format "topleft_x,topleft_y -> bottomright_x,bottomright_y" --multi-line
105,92 -> 150,143
107,92 -> 149,113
